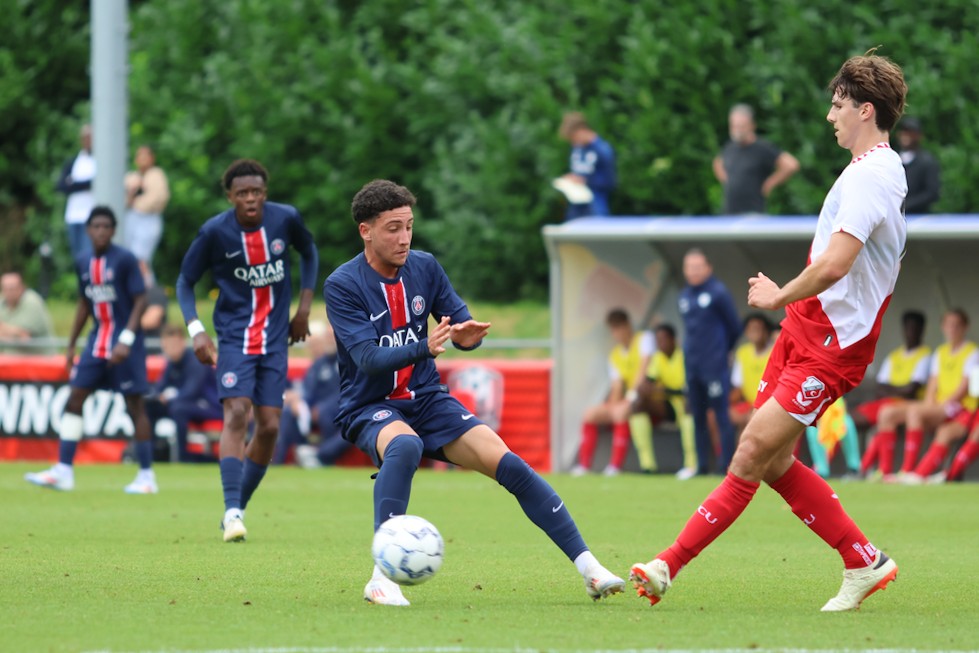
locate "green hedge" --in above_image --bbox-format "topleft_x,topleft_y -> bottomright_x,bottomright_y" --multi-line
6,1 -> 979,300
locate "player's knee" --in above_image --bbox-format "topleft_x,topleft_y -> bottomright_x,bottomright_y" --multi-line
223,400 -> 250,428
383,435 -> 424,470
729,433 -> 774,479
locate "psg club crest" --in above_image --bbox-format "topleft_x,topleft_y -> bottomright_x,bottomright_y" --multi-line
372,409 -> 393,421
270,238 -> 285,256
221,372 -> 238,388
106,268 -> 114,281
447,366 -> 504,431
411,295 -> 425,316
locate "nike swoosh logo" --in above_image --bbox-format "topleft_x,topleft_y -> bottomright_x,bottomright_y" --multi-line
370,310 -> 388,322
461,414 -> 475,420
551,501 -> 564,513
225,250 -> 242,259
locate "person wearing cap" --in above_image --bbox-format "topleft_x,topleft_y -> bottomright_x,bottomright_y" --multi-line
897,117 -> 940,214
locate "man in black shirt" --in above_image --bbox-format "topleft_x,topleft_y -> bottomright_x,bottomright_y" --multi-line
897,117 -> 940,214
713,104 -> 800,214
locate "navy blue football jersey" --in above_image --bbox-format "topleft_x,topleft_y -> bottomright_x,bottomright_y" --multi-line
75,244 -> 145,359
324,250 -> 472,421
177,202 -> 316,354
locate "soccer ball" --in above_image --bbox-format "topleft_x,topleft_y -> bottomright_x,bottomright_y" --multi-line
371,514 -> 444,586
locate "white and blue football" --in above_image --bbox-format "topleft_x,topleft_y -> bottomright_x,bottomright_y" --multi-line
371,514 -> 444,586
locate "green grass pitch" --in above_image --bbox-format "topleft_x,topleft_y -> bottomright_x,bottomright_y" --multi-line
1,462 -> 975,653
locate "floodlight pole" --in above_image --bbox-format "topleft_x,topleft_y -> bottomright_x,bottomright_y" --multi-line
91,0 -> 129,238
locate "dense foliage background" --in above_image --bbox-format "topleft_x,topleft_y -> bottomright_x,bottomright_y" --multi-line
5,0 -> 978,300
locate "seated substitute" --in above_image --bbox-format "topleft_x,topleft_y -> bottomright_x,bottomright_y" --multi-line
145,324 -> 223,463
729,313 -> 775,435
636,324 -> 697,480
323,179 -> 624,607
272,321 -> 350,468
572,308 -> 655,476
867,308 -> 974,480
855,310 -> 930,475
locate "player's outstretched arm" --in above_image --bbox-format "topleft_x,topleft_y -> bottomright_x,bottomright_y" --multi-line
748,231 -> 863,310
449,319 -> 491,350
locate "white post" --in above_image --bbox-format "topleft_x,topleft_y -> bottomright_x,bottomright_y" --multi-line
91,0 -> 129,236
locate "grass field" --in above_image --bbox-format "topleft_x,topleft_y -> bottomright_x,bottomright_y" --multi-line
2,463 -> 975,653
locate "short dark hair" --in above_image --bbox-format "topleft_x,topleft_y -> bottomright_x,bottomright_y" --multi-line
743,312 -> 774,334
902,310 -> 926,330
828,49 -> 907,132
605,309 -> 631,328
655,323 -> 676,339
351,179 -> 417,224
87,205 -> 117,227
222,159 -> 268,191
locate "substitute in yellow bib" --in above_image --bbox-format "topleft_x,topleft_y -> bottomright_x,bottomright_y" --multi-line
729,314 -> 775,435
573,309 -> 655,476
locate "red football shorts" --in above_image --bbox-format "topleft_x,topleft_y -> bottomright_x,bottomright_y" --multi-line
951,407 -> 976,429
754,330 -> 868,426
854,397 -> 901,426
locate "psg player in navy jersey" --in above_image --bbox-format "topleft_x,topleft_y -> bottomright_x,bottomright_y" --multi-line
324,179 -> 624,606
176,160 -> 318,542
26,206 -> 157,494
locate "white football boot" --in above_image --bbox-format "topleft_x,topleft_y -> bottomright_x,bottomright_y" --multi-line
124,470 -> 159,494
583,565 -> 626,600
221,509 -> 247,543
629,558 -> 672,606
25,464 -> 74,491
364,566 -> 410,606
821,551 -> 898,611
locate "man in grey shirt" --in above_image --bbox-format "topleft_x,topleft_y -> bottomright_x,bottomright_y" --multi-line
713,104 -> 800,214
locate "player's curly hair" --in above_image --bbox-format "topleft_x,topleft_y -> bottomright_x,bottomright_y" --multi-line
351,179 -> 417,224
87,205 -> 117,227
222,159 -> 268,191
828,48 -> 907,132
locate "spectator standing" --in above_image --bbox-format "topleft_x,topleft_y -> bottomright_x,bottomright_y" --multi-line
713,104 -> 800,214
896,117 -> 940,214
124,145 -> 170,271
273,321 -> 351,468
558,112 -> 617,221
57,124 -> 96,261
0,271 -> 54,350
679,249 -> 742,474
146,325 -> 223,463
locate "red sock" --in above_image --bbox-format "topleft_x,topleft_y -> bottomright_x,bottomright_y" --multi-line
610,422 -> 630,469
913,443 -> 948,477
656,473 -> 759,579
948,440 -> 979,481
877,430 -> 897,474
770,459 -> 876,569
578,423 -> 599,468
901,429 -> 924,473
860,433 -> 882,474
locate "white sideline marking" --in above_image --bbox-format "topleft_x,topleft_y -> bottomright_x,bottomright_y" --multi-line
85,646 -> 969,653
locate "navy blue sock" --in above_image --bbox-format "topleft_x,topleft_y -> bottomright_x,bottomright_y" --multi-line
496,452 -> 587,561
58,440 -> 78,466
240,458 -> 268,510
219,457 -> 244,511
135,440 -> 153,470
373,435 -> 424,531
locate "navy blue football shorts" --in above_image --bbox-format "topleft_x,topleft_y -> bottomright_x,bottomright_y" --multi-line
342,390 -> 486,467
70,339 -> 149,395
215,346 -> 287,408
